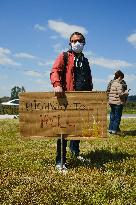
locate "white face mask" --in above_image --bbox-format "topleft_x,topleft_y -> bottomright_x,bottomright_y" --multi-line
71,41 -> 84,53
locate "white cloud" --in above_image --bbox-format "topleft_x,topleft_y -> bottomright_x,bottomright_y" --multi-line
84,51 -> 94,57
125,74 -> 136,94
26,79 -> 52,92
38,60 -> 54,67
52,43 -> 64,53
0,47 -> 11,55
90,57 -> 132,69
127,32 -> 136,48
48,20 -> 88,39
0,47 -> 21,66
35,79 -> 47,85
14,52 -> 36,59
0,57 -> 20,66
125,74 -> 136,82
34,24 -> 46,31
24,70 -> 42,77
104,73 -> 136,85
93,78 -> 107,83
51,43 -> 68,53
92,78 -> 107,91
106,74 -> 114,82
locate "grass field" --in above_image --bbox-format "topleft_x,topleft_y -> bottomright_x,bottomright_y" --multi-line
0,119 -> 136,205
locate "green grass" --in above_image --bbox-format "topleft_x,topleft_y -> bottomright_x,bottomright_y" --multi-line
0,119 -> 136,205
123,110 -> 136,114
107,108 -> 136,114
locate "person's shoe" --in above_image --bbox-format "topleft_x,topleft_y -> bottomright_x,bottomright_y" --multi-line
108,130 -> 113,134
62,164 -> 68,172
77,155 -> 92,163
77,155 -> 85,162
71,152 -> 86,162
56,163 -> 62,171
111,130 -> 116,134
55,163 -> 68,173
115,131 -> 122,135
111,130 -> 122,135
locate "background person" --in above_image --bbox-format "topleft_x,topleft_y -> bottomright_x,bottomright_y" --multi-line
107,70 -> 129,135
50,32 -> 93,171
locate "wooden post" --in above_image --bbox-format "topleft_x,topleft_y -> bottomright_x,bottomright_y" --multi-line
60,134 -> 63,170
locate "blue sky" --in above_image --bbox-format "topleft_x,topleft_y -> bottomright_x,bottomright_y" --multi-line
0,0 -> 136,97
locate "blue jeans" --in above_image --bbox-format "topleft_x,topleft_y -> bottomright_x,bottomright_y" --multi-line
56,139 -> 80,164
109,104 -> 123,132
69,140 -> 80,156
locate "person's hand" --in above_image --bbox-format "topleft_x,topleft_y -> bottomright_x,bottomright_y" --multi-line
124,90 -> 129,95
120,90 -> 129,99
54,86 -> 63,92
54,86 -> 64,98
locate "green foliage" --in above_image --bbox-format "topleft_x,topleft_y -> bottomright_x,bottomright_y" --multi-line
10,86 -> 25,100
0,96 -> 10,103
0,104 -> 19,115
128,95 -> 136,102
0,119 -> 136,205
124,102 -> 136,114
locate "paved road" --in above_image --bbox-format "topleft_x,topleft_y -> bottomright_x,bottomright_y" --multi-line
108,114 -> 136,119
0,114 -> 136,119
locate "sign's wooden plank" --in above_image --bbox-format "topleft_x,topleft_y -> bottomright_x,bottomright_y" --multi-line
19,91 -> 107,139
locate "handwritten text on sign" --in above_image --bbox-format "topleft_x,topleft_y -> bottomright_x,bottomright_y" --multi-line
19,92 -> 107,139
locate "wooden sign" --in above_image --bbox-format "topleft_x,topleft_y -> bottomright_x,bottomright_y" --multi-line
19,91 -> 107,139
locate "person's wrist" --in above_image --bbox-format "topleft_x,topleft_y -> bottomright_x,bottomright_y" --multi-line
54,86 -> 63,92
53,82 -> 61,87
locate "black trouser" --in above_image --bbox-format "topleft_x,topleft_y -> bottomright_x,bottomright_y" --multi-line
56,138 -> 67,164
56,139 -> 80,164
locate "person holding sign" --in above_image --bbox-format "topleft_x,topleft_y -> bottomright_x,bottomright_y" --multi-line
50,32 -> 93,171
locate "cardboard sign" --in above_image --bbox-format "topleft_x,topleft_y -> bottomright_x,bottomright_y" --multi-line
19,91 -> 107,139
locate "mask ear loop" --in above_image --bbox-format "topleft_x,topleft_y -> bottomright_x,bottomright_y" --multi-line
83,41 -> 86,46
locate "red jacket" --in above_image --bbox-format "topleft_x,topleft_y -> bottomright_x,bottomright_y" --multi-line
50,51 -> 93,91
